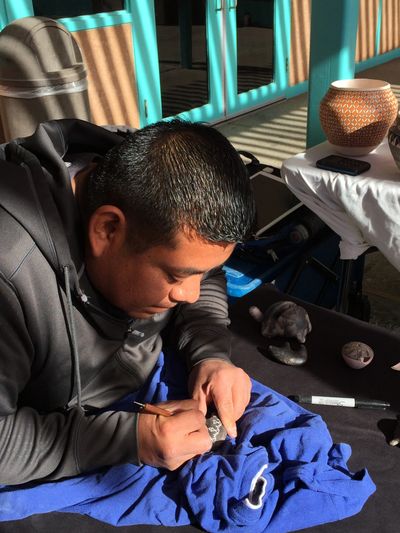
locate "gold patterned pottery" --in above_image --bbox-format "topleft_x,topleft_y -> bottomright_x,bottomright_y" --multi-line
320,78 -> 398,156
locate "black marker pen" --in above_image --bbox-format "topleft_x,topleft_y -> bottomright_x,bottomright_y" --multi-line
289,395 -> 390,410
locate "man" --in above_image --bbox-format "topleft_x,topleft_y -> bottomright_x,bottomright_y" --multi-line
0,118 -> 256,485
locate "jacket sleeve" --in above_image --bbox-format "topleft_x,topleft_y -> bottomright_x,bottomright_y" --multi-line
0,275 -> 139,486
171,267 -> 233,369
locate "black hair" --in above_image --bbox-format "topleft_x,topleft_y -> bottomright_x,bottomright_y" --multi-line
87,119 -> 256,250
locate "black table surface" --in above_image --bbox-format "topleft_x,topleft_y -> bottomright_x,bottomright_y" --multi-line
2,284 -> 400,533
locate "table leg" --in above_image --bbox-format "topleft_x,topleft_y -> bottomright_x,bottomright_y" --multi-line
336,259 -> 353,314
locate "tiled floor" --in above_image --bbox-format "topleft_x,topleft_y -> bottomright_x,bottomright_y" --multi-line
217,60 -> 400,331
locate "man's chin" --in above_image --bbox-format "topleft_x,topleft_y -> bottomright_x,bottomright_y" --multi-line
129,306 -> 173,319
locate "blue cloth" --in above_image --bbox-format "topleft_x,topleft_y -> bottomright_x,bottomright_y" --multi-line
0,352 -> 375,532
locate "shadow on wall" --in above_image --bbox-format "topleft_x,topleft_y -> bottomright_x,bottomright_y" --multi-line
73,22 -> 139,128
356,0 -> 378,62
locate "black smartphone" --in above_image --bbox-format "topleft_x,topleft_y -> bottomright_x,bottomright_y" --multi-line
316,155 -> 371,176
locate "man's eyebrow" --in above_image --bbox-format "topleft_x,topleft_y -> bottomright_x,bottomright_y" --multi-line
170,267 -> 207,276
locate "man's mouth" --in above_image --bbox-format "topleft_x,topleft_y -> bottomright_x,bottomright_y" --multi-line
143,305 -> 176,313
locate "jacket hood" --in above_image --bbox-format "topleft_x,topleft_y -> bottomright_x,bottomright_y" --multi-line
0,119 -> 128,410
0,119 -> 123,290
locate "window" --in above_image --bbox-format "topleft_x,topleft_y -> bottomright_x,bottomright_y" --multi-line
32,0 -> 124,19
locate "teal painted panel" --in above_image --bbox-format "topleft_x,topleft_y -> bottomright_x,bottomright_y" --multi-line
375,0 -> 382,55
127,0 -> 161,126
225,0 -> 238,113
203,0 -> 224,120
59,11 -> 132,31
356,47 -> 400,73
286,79 -> 308,98
0,0 -> 8,30
275,0 -> 290,92
5,0 -> 33,22
306,0 -> 360,148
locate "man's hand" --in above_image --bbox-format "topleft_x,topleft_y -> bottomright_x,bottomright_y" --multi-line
137,399 -> 212,470
188,360 -> 251,438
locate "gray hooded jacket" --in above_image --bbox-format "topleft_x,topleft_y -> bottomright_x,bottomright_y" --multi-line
0,119 -> 232,485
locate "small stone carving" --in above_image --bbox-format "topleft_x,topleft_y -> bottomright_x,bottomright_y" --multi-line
341,341 -> 374,369
249,301 -> 312,366
205,413 -> 227,450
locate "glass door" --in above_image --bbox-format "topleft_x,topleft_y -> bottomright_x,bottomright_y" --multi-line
225,0 -> 289,116
132,0 -> 290,124
152,0 -> 224,123
151,0 -> 289,122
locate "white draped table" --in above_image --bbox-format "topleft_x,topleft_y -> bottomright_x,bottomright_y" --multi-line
282,139 -> 400,273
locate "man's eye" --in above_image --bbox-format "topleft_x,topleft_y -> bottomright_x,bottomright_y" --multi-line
167,273 -> 180,283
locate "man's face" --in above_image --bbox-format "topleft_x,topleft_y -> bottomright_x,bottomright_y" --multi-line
88,228 -> 235,319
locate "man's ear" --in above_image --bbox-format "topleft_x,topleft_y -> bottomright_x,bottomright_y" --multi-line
87,205 -> 127,257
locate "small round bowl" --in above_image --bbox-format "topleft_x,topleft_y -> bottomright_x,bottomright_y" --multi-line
341,341 -> 374,369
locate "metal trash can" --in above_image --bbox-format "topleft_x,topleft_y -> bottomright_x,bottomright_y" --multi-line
0,16 -> 91,141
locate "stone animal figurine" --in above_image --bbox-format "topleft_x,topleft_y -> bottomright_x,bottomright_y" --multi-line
249,301 -> 312,366
249,301 -> 312,343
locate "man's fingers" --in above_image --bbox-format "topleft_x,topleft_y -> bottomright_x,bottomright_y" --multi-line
234,383 -> 252,419
156,398 -> 200,414
160,410 -> 212,458
212,392 -> 237,438
138,403 -> 212,470
164,408 -> 208,437
191,389 -> 208,416
187,360 -> 253,440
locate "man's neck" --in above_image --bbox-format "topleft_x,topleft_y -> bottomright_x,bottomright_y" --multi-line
71,162 -> 97,221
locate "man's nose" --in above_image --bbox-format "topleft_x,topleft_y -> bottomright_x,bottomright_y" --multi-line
170,277 -> 201,304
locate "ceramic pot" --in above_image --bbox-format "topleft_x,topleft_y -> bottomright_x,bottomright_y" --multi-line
320,78 -> 398,156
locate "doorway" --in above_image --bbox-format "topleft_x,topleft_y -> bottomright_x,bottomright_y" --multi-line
152,0 -> 289,123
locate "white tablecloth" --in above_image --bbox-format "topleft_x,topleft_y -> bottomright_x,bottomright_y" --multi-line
282,140 -> 400,271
